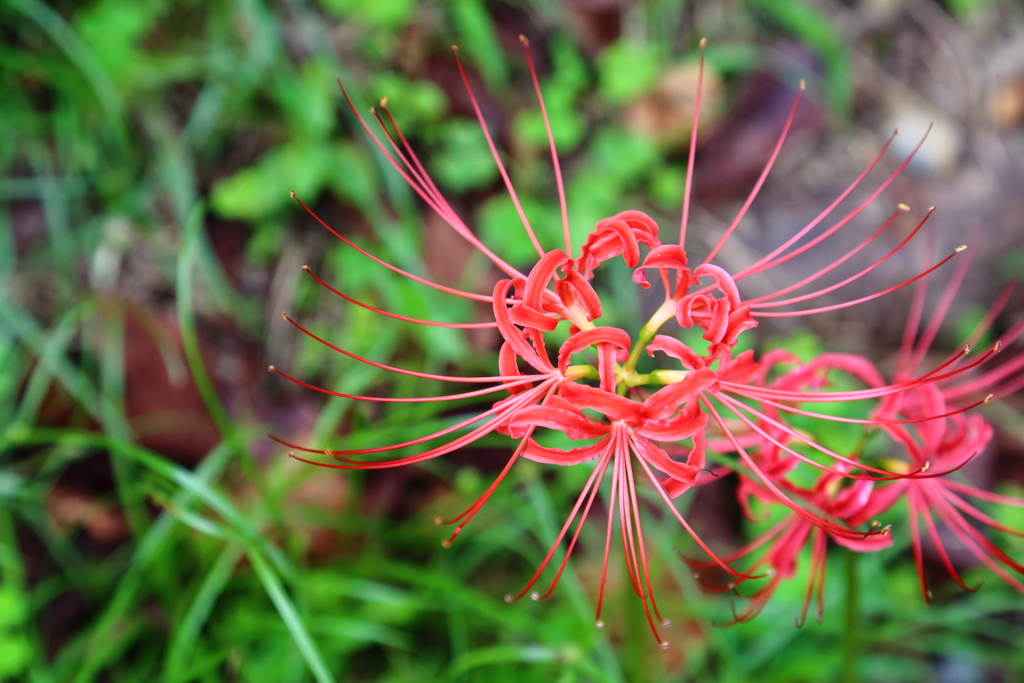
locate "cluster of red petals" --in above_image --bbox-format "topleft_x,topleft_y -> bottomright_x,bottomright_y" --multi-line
270,38 -> 1023,646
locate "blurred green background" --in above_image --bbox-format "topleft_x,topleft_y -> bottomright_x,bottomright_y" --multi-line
3,0 -> 1024,681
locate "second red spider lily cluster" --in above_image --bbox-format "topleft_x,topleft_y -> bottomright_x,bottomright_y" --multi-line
270,38 -> 1024,646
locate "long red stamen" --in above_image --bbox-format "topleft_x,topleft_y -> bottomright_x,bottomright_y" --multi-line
939,487 -> 1024,539
520,36 -> 571,255
275,381 -> 551,459
624,436 -> 668,633
533,446 -> 616,600
918,488 -> 981,592
906,487 -> 932,603
269,365 -> 541,402
679,38 -> 707,248
737,126 -> 930,281
701,396 -> 885,540
897,250 -> 932,374
702,80 -> 805,266
751,206 -> 927,308
292,194 -> 497,302
506,440 -> 613,600
752,245 -> 965,318
718,393 -> 924,480
335,79 -> 524,278
281,311 -> 537,382
451,47 -> 545,257
441,425 -> 538,547
302,266 -> 497,329
907,233 -> 979,373
718,346 -> 975,402
726,387 -> 992,426
635,444 -> 766,579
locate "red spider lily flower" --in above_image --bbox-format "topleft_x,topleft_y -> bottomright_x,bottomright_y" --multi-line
269,37 -> 993,643
691,468 -> 892,627
845,255 -> 1024,601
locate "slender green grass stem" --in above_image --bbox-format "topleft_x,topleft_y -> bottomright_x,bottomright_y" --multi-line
841,551 -> 860,683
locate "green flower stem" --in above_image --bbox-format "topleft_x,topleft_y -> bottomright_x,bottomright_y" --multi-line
621,300 -> 676,377
615,300 -> 678,395
841,550 -> 860,683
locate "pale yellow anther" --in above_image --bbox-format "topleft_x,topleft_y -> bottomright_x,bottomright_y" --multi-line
379,96 -> 388,108
928,206 -> 936,212
984,394 -> 995,403
881,525 -> 893,535
995,341 -> 1002,352
964,343 -> 971,354
268,365 -> 275,372
898,203 -> 910,212
799,79 -> 806,91
955,245 -> 967,253
921,461 -> 930,473
289,190 -> 296,198
699,37 -> 708,48
519,34 -> 529,46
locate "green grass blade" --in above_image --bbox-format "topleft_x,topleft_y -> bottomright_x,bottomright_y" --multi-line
247,549 -> 337,683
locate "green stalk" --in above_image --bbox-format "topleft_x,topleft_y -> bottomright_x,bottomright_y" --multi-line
841,551 -> 860,683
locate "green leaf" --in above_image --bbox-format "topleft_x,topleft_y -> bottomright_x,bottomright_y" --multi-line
763,330 -> 823,363
589,127 -> 659,186
744,0 -> 852,114
0,586 -> 27,628
245,221 -> 285,265
275,60 -> 338,140
328,141 -> 378,213
369,75 -> 448,131
650,164 -> 685,209
945,0 -> 997,18
318,0 -> 415,30
513,82 -> 586,152
427,119 -> 499,193
73,0 -> 165,89
597,41 -> 660,104
248,550 -> 337,683
477,194 -> 559,265
210,140 -> 332,221
0,633 -> 31,679
450,0 -> 509,88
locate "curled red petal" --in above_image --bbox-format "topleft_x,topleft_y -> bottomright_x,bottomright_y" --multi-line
493,279 -> 552,373
558,268 -> 602,320
637,400 -> 709,441
717,350 -> 762,385
830,531 -> 894,552
506,404 -> 609,440
557,327 -> 632,373
498,341 -> 526,395
508,301 -> 560,331
646,335 -> 706,370
523,249 -> 570,309
633,436 -> 703,488
522,436 -> 611,466
642,369 -> 717,420
702,296 -> 731,344
561,382 -> 643,423
693,263 -> 741,307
